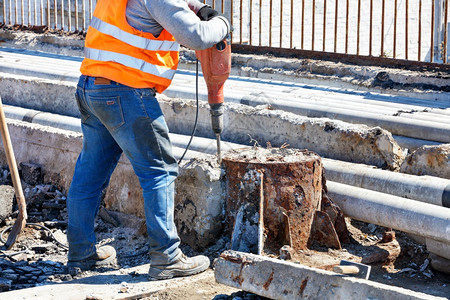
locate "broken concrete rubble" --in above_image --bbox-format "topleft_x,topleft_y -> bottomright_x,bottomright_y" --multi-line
0,185 -> 14,222
174,156 -> 223,251
401,144 -> 450,180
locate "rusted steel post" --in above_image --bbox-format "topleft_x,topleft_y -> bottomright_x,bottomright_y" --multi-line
405,0 -> 409,60
394,0 -> 397,58
53,0 -> 56,29
334,0 -> 338,53
312,0 -> 316,50
239,0 -> 243,44
290,0 -> 294,48
269,0 -> 273,46
381,0 -> 385,57
444,0 -> 448,63
323,0 -> 326,51
259,0 -> 262,46
223,148 -> 323,251
250,0 -> 253,45
345,0 -> 349,53
301,0 -> 305,49
357,0 -> 361,55
418,0 -> 422,61
369,0 -> 373,56
431,0 -> 434,62
280,0 -> 283,47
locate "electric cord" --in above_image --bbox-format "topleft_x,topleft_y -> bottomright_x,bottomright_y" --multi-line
177,59 -> 200,164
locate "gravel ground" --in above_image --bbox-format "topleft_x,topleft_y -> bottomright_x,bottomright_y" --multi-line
0,164 -> 449,299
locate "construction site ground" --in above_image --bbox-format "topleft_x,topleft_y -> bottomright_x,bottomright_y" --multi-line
0,177 -> 448,299
0,29 -> 449,299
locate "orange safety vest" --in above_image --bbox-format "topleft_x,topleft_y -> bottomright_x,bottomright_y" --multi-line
80,0 -> 180,93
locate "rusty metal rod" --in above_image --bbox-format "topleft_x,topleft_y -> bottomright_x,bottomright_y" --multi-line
8,0 -> 12,25
369,0 -> 373,56
301,0 -> 305,49
345,0 -> 349,53
53,0 -> 56,29
312,0 -> 315,50
431,0 -> 435,62
68,0 -> 71,31
269,0 -> 273,46
89,0 -> 92,24
381,0 -> 385,57
290,0 -> 294,48
405,0 -> 409,60
14,0 -> 17,25
239,0 -> 242,44
74,0 -> 78,30
34,0 -> 37,25
444,0 -> 448,63
61,0 -> 64,30
40,0 -> 43,26
28,0 -> 30,25
82,0 -> 85,31
20,0 -> 23,25
323,0 -> 326,51
357,0 -> 361,55
394,0 -> 397,58
259,0 -> 262,46
418,0 -> 422,61
3,0 -> 6,24
280,0 -> 283,47
334,0 -> 338,53
221,0 -> 224,14
250,0 -> 253,45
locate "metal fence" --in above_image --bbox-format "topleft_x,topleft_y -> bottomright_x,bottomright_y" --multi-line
1,0 -> 449,64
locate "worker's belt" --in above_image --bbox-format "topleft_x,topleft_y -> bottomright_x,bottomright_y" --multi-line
94,77 -> 112,85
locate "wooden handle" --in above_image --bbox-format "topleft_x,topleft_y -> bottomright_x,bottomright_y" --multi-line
0,97 -> 27,220
333,265 -> 360,274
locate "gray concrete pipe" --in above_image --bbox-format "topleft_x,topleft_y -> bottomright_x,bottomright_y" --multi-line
326,181 -> 450,245
323,159 -> 450,208
235,95 -> 450,143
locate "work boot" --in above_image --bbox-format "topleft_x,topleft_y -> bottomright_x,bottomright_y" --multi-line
148,253 -> 210,280
67,245 -> 116,273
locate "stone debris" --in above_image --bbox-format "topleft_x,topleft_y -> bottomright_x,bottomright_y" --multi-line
401,144 -> 450,180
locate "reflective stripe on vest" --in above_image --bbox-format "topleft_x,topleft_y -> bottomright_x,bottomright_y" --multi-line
89,17 -> 180,52
85,47 -> 177,80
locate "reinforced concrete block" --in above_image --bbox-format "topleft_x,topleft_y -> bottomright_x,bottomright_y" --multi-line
214,250 -> 447,300
175,157 -> 223,251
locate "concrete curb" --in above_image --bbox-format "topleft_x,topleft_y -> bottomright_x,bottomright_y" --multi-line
214,250 -> 447,300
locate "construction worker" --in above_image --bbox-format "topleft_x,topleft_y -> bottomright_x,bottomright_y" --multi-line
66,0 -> 230,280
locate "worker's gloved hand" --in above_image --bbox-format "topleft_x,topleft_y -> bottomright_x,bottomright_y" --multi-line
196,5 -> 219,21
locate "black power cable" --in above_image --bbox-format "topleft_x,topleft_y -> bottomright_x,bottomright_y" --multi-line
177,59 -> 200,164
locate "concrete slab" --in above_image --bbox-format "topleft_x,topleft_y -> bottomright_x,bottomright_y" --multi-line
214,250 -> 447,300
0,265 -> 219,300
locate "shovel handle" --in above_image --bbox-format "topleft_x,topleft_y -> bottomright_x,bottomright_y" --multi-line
0,97 -> 27,220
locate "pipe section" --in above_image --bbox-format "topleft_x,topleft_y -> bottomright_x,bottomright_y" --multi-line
327,181 -> 450,244
323,159 -> 450,208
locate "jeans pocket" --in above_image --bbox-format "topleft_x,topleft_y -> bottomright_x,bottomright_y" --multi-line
75,90 -> 90,124
89,95 -> 125,131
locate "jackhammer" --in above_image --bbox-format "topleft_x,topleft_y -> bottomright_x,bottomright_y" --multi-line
195,38 -> 231,163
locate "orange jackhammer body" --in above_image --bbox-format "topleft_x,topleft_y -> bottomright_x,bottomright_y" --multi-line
195,39 -> 232,163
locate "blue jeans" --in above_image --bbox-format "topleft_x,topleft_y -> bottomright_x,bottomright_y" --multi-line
67,75 -> 181,265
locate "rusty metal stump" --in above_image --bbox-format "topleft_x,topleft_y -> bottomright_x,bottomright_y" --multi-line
223,147 -> 323,252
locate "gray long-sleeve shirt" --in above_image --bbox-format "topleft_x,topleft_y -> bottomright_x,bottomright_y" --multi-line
125,0 -> 230,50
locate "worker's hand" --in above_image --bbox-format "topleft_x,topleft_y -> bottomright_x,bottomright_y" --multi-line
196,5 -> 219,21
